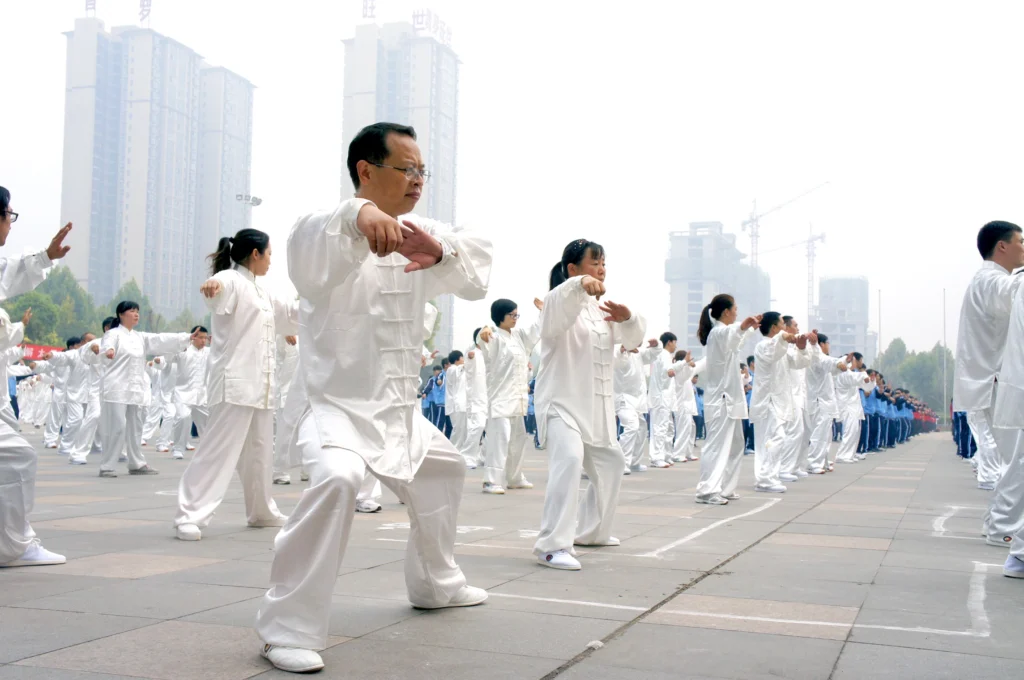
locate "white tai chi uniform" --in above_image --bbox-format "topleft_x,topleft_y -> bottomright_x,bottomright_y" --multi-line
446,361 -> 471,464
152,358 -> 178,450
1,347 -> 29,432
671,358 -> 706,462
533,277 -> 645,555
0,249 -> 57,563
175,265 -> 297,530
805,345 -> 845,473
478,317 -> 539,488
40,362 -> 68,448
72,339 -> 104,460
29,373 -> 52,429
695,320 -> 758,500
37,349 -> 91,462
272,336 -> 300,483
779,352 -> 810,476
170,343 -> 211,459
141,362 -> 164,442
646,348 -> 676,466
834,370 -> 873,463
255,198 -> 491,650
463,343 -> 488,467
94,326 -> 191,473
988,281 -> 1024,545
953,261 -> 1024,487
749,334 -> 809,489
613,348 -> 652,470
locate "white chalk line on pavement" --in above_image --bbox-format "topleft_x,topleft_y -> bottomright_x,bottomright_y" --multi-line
633,499 -> 783,558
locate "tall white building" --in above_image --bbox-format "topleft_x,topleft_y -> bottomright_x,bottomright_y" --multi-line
59,18 -> 253,319
811,277 -> 877,363
341,18 -> 460,351
666,222 -> 771,359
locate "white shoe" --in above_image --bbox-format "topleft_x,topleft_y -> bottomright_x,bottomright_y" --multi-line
273,476 -> 292,485
695,494 -> 729,505
0,542 -> 66,567
176,524 -> 201,541
300,472 -> 310,482
722,493 -> 741,501
45,443 -> 58,449
756,484 -> 787,493
630,464 -> 648,472
508,480 -> 533,489
808,468 -> 826,475
780,473 -> 798,482
671,455 -> 686,463
157,446 -> 170,453
482,482 -> 505,495
979,482 -> 996,491
172,452 -> 183,460
855,454 -> 867,461
795,470 -> 809,478
355,500 -> 382,513
248,516 -> 287,528
141,439 -> 147,446
465,462 -> 477,469
413,585 -> 489,609
986,535 -> 1012,548
261,644 -> 324,673
837,458 -> 859,464
623,467 -> 631,475
574,536 -> 620,547
118,455 -> 128,463
186,443 -> 195,451
686,455 -> 700,462
538,549 -> 582,570
651,460 -> 671,469
68,458 -> 87,465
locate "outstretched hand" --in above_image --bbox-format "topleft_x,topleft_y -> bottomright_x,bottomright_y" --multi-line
740,315 -> 761,331
21,308 -> 32,326
600,300 -> 631,323
46,223 -> 72,261
534,297 -> 544,311
200,279 -> 222,299
399,220 -> 444,273
478,327 -> 493,344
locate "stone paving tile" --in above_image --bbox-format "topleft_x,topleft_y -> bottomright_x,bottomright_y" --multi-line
21,552 -> 225,579
33,495 -> 126,505
777,522 -> 896,539
0,572 -> 120,606
0,665 -> 145,679
689,572 -> 870,608
29,517 -> 165,533
833,642 -> 1024,678
0,607 -> 156,664
763,532 -> 891,551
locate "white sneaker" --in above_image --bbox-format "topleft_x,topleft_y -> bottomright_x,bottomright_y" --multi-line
68,458 -> 87,466
652,460 -> 671,469
795,470 -> 809,478
0,542 -> 66,567
300,472 -> 309,482
261,644 -> 324,673
248,516 -> 287,528
808,468 -> 826,475
273,476 -> 291,485
756,484 -> 787,493
538,549 -> 582,570
671,455 -> 686,463
186,443 -> 195,451
574,536 -> 620,547
695,494 -> 729,505
630,464 -> 648,472
482,483 -> 505,495
413,585 -> 489,609
172,452 -> 183,460
623,467 -> 631,475
465,462 -> 477,469
986,535 -> 1012,548
686,455 -> 700,462
855,454 -> 867,461
508,480 -> 534,489
176,524 -> 202,541
355,500 -> 382,513
157,446 -> 170,453
722,493 -> 741,501
1003,555 -> 1024,579
780,473 -> 799,482
979,481 -> 996,491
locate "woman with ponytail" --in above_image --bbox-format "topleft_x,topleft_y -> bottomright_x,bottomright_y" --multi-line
174,228 -> 298,541
693,294 -> 761,506
533,239 -> 646,571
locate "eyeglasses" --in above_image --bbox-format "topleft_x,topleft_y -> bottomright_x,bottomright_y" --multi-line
508,313 -> 520,320
3,210 -> 18,223
372,164 -> 431,183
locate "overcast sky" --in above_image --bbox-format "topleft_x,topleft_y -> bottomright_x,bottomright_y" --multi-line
4,0 -> 1022,354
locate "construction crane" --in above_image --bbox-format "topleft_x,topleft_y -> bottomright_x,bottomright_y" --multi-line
741,181 -> 829,268
759,225 -> 825,325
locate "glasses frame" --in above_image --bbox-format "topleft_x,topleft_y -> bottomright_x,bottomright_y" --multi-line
3,210 -> 18,223
372,163 -> 432,183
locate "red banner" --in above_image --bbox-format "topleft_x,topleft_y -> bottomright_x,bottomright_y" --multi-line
21,344 -> 64,361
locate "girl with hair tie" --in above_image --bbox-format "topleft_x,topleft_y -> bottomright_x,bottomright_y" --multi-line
533,239 -> 645,571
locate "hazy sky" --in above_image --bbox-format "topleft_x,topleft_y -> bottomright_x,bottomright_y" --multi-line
4,0 -> 1023,354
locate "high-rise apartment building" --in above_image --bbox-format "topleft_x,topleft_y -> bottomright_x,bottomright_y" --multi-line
811,276 -> 876,363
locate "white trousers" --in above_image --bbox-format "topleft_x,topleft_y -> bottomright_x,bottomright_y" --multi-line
70,398 -> 101,462
967,408 -> 1013,486
59,402 -> 85,460
483,415 -> 529,487
0,402 -> 19,433
534,415 -> 624,555
984,429 -> 1024,540
358,467 -> 382,503
0,419 -> 39,562
617,407 -> 648,468
672,411 -> 697,461
171,404 -> 209,456
99,402 -> 148,472
806,406 -> 835,472
695,404 -> 745,498
465,410 -> 486,466
753,412 -> 786,488
779,406 -> 808,475
155,404 -> 175,449
449,411 -> 473,466
141,399 -> 163,441
255,410 -> 468,650
43,397 -> 66,447
175,402 -> 284,528
31,393 -> 50,428
835,414 -> 861,463
648,406 -> 673,464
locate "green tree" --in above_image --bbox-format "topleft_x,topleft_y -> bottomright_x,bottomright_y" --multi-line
106,279 -> 168,332
171,308 -> 199,332
35,266 -> 100,336
2,292 -> 62,347
872,337 -> 954,421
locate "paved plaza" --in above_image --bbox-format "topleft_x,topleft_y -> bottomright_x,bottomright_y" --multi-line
1,431 -> 1023,679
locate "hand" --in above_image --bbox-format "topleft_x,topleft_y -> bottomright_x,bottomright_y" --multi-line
740,315 -> 760,331
430,349 -> 440,359
284,335 -> 297,346
200,279 -> 222,298
781,332 -> 798,344
528,362 -> 534,371
648,339 -> 659,348
668,369 -> 676,378
42,351 -> 53,361
154,357 -> 162,364
355,204 -> 405,256
478,327 -> 493,344
21,308 -> 32,326
398,220 -> 443,273
467,350 -> 475,360
600,300 -> 631,323
105,348 -> 115,360
534,297 -> 544,311
837,361 -> 848,371
421,355 -> 427,368
580,275 -> 605,299
807,331 -> 819,346
90,344 -> 100,355
46,223 -> 72,261
27,362 -> 36,370
795,334 -> 809,350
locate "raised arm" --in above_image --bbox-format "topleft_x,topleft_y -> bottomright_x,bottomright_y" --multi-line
286,199 -> 376,299
140,332 -> 191,357
416,218 -> 493,302
539,277 -> 590,340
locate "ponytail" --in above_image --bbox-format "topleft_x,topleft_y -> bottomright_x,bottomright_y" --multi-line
697,293 -> 735,346
549,262 -> 566,290
208,228 -> 270,276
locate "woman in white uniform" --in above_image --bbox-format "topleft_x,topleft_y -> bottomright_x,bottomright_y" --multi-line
533,239 -> 645,570
90,302 -> 194,477
175,229 -> 298,541
694,294 -> 760,506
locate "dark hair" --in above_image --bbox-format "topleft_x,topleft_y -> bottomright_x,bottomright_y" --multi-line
660,332 -> 677,346
698,294 -> 735,346
851,352 -> 864,362
867,369 -> 877,377
102,316 -> 116,332
347,122 -> 417,189
550,239 -> 605,290
674,350 -> 687,362
191,325 -> 208,334
746,355 -> 755,367
65,336 -> 80,349
448,350 -> 463,364
209,228 -> 270,276
491,299 -> 517,326
977,221 -> 1022,259
782,315 -> 795,327
473,327 -> 482,344
441,358 -> 451,368
0,186 -> 9,214
760,312 -> 782,336
432,364 -> 442,372
110,301 -> 140,328
816,332 -> 829,345
740,362 -> 746,369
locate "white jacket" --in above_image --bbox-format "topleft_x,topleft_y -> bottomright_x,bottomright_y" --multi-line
646,349 -> 676,411
445,363 -> 467,413
172,344 -> 210,407
478,320 -> 539,419
274,337 -> 298,411
995,283 -> 1024,428
39,349 -> 90,404
96,326 -> 191,405
953,261 -> 1024,411
205,265 -> 299,410
749,334 -> 810,423
80,339 -> 105,401
465,343 -> 488,415
806,344 -> 844,418
535,276 -> 645,447
286,197 -> 491,482
704,320 -> 758,420
673,357 -> 707,416
613,347 -> 653,414
835,370 -> 874,419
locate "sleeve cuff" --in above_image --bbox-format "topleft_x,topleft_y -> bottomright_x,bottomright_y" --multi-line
335,198 -> 376,240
